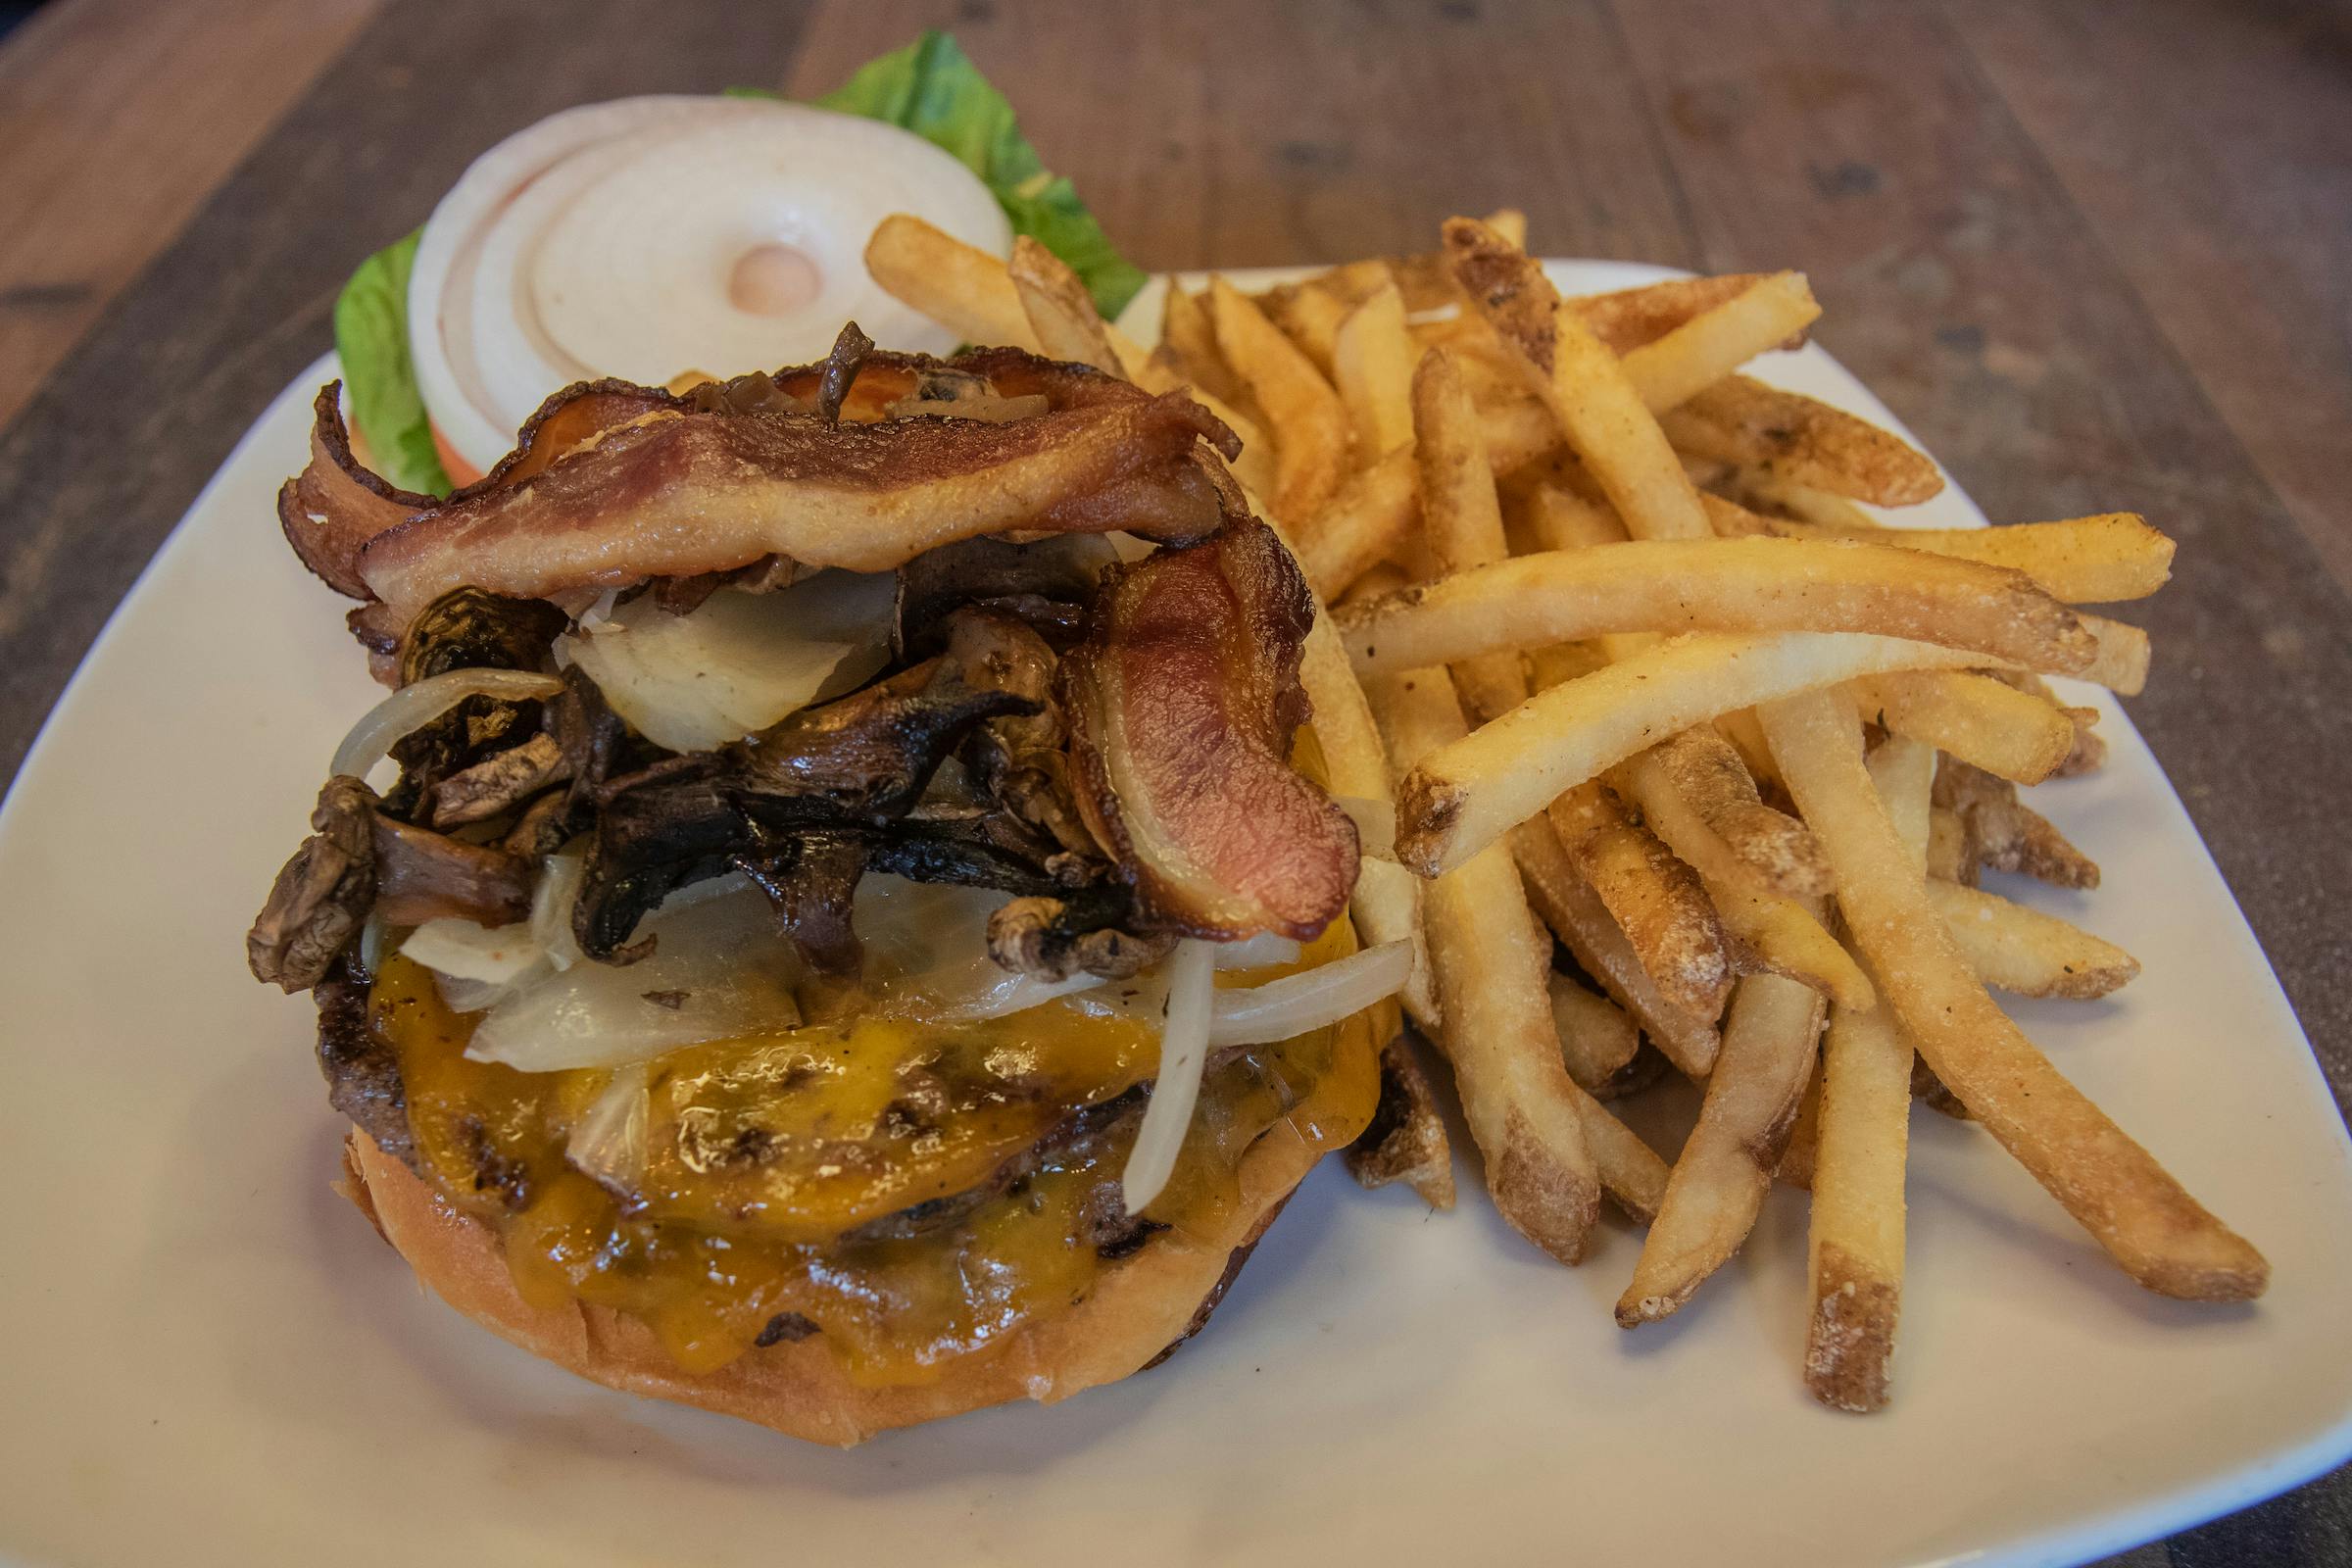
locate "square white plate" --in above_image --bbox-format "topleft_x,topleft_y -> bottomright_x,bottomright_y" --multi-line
2,263 -> 2346,1568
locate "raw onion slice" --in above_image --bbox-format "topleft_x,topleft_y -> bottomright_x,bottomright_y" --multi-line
564,1062 -> 650,1195
1208,940 -> 1410,1047
1121,939 -> 1217,1214
555,569 -> 894,753
330,667 -> 564,782
527,852 -> 586,971
1211,930 -> 1304,970
401,917 -> 547,984
410,96 -> 1011,476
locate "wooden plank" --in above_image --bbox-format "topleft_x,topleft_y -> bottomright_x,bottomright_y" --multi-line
0,0 -> 385,431
1952,0 -> 2352,601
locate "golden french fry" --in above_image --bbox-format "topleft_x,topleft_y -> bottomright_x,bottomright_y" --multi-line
1412,348 -> 1528,724
1269,280 -> 1350,376
1662,375 -> 1943,507
1852,670 -> 2077,785
1715,707 -> 1780,788
1930,878 -> 2139,999
1444,218 -> 1715,541
1723,467 -> 1885,530
1155,280 -> 1250,409
1512,818 -> 1722,1078
1291,451 -> 1417,603
1550,782 -> 1734,1019
1338,538 -> 2099,680
1708,876 -> 1874,1010
1618,972 -> 1824,1325
1210,276 -> 1353,523
1347,1029 -> 1457,1208
1760,687 -> 2267,1300
1619,271 -> 1822,415
1008,236 -> 1123,375
1369,666 -> 1599,1263
1756,514 -> 2173,605
1865,732 -> 1937,866
1644,726 -> 1831,897
1333,284 -> 1418,460
1805,994 -> 1912,1412
864,213 -> 1038,348
1549,973 -> 1641,1094
2075,613 -> 2150,695
1482,206 -> 1529,250
1571,272 -> 1785,356
1579,1094 -> 1673,1226
1778,1070 -> 1823,1190
1927,805 -> 1972,884
1395,632 -> 1992,878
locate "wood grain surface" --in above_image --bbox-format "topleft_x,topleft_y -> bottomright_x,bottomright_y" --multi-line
0,1 -> 2345,1561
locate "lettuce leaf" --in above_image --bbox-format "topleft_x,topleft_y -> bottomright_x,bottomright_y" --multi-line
333,228 -> 453,496
812,31 -> 1146,320
335,31 -> 1140,492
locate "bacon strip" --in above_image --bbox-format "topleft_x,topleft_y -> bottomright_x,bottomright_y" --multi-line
1063,520 -> 1359,940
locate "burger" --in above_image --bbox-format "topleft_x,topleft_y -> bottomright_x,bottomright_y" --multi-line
248,326 -> 1408,1445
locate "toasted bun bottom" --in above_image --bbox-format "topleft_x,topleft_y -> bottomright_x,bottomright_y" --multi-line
343,1124 -> 1316,1446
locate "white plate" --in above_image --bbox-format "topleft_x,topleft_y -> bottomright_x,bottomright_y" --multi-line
2,263 -> 2346,1568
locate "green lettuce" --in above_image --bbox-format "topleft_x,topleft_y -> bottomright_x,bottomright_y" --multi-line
333,31 -> 1141,497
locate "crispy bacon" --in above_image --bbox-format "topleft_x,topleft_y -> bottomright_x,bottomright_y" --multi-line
1063,520 -> 1358,940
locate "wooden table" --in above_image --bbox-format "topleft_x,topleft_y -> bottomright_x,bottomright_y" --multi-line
2,1 -> 2346,1560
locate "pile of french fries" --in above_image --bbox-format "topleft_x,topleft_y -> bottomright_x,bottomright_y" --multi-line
864,210 -> 2267,1413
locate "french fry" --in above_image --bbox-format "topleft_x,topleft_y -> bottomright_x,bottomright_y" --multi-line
1618,973 -> 1824,1325
1708,876 -> 1874,1009
1805,995 -> 1912,1411
1481,206 -> 1529,250
1209,277 -> 1353,523
1642,727 -> 1831,897
1347,1030 -> 1457,1207
1930,878 -> 2140,999
863,213 -> 1038,349
1661,376 -> 1943,507
1752,514 -> 2174,605
1512,817 -> 1722,1078
1851,670 -> 2077,785
1550,973 -> 1641,1094
1778,1071 -> 1823,1189
1571,272 -> 1782,356
1444,218 -> 1716,541
1412,348 -> 1528,724
1722,467 -> 1886,530
1759,687 -> 2267,1300
1865,733 -> 1937,865
1157,280 -> 1250,409
1396,632 -> 1992,879
1926,805 -> 1973,884
1549,782 -> 1735,1019
1008,237 -> 1123,375
2076,613 -> 2151,695
1269,280 -> 1350,376
1291,452 -> 1417,603
1619,271 -> 1822,415
1935,758 -> 2100,889
1715,707 -> 1781,788
1368,666 -> 1599,1263
1333,284 -> 1418,460
1578,1094 -> 1674,1226
1338,538 -> 2099,680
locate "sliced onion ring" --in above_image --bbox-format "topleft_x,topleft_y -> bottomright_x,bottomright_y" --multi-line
330,667 -> 564,782
1120,938 -> 1217,1214
564,1062 -> 651,1195
1208,940 -> 1410,1047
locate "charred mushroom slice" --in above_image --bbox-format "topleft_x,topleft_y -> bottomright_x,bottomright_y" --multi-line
893,533 -> 1116,658
736,833 -> 870,975
814,320 -> 876,426
370,813 -> 534,926
987,893 -> 1176,982
430,733 -> 569,828
248,776 -> 379,991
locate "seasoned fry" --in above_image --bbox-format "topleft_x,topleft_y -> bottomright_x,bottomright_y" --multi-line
1930,878 -> 2139,999
1805,996 -> 1911,1411
1851,670 -> 2077,785
1370,667 -> 1599,1262
1760,688 -> 2267,1300
1348,1028 -> 1457,1208
1709,876 -> 1874,1009
1512,818 -> 1722,1078
1008,236 -> 1123,375
1715,707 -> 1781,788
1209,276 -> 1352,522
1661,375 -> 1943,507
1338,538 -> 2099,679
1549,782 -> 1734,1019
863,213 -> 1037,349
1333,284 -> 1417,460
1619,271 -> 1822,415
1751,514 -> 2174,605
1720,467 -> 1886,530
2076,613 -> 2151,696
1481,207 -> 1529,250
1444,218 -> 1715,541
1157,280 -> 1250,409
1644,726 -> 1831,897
1619,973 -> 1824,1325
1549,973 -> 1642,1094
1935,758 -> 2100,889
1412,348 -> 1528,723
1865,733 -> 1937,865
1268,279 -> 1350,376
1572,272 -> 1779,356
1396,632 -> 1992,879
1291,451 -> 1416,603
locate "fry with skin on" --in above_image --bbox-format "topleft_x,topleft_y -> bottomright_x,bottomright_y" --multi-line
1760,688 -> 2268,1300
1618,270 -> 1822,415
1930,878 -> 2140,999
1549,973 -> 1641,1094
1209,277 -> 1353,523
1347,1028 -> 1456,1208
1706,875 -> 1874,1009
1571,271 -> 1790,356
1740,514 -> 2174,606
1333,283 -> 1418,460
1008,236 -> 1123,375
1368,666 -> 1599,1263
1412,348 -> 1527,722
1641,726 -> 1831,897
1337,537 -> 2099,679
1156,281 -> 1250,409
2075,614 -> 2151,696
1267,280 -> 1349,376
1661,375 -> 1943,507
1618,972 -> 1825,1325
1549,782 -> 1734,1019
1444,217 -> 1715,541
1935,758 -> 2100,889
1396,631 -> 1994,879
1851,670 -> 2077,785
1512,817 -> 1722,1078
